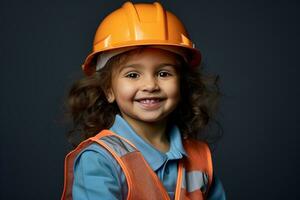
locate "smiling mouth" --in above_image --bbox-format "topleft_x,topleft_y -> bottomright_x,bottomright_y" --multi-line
138,99 -> 160,103
135,98 -> 164,109
135,97 -> 164,102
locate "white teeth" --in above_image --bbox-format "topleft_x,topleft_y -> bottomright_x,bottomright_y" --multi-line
140,99 -> 159,104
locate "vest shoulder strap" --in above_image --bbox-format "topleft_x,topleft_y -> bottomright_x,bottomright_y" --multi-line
182,139 -> 213,197
61,130 -> 170,200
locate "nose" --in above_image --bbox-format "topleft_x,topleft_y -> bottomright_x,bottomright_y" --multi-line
141,76 -> 159,92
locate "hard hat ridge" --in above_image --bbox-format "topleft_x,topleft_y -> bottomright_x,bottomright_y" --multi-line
122,2 -> 168,41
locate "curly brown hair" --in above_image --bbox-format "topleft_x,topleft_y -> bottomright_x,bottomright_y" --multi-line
65,47 -> 223,147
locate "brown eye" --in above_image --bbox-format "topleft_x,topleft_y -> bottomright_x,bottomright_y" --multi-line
158,71 -> 171,77
125,72 -> 139,79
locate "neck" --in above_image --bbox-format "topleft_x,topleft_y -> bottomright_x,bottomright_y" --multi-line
122,115 -> 170,153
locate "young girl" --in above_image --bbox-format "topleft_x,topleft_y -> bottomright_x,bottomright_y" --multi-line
61,1 -> 226,200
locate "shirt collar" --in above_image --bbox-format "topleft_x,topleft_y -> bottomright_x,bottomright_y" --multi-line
109,114 -> 187,171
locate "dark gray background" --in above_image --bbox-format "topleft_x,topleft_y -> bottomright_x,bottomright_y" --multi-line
1,0 -> 299,199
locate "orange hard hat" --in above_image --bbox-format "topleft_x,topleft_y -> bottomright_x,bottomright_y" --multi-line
82,1 -> 201,76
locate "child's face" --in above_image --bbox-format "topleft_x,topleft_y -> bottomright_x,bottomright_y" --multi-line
107,47 -> 181,125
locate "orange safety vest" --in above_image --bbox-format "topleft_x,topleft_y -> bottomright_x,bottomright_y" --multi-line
61,130 -> 213,200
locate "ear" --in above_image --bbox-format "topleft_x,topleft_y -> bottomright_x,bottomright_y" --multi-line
106,88 -> 115,103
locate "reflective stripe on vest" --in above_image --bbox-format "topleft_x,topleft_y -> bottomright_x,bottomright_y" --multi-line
61,130 -> 213,200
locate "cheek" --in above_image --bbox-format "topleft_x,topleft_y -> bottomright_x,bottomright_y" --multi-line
163,79 -> 181,100
114,81 -> 137,101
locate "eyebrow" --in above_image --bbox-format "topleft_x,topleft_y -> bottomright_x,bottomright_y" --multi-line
118,63 -> 180,73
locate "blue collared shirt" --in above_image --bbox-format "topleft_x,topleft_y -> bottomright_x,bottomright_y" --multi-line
72,115 -> 226,199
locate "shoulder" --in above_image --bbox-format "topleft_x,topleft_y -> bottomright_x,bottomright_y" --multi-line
76,143 -> 112,160
73,142 -> 121,177
72,143 -> 126,200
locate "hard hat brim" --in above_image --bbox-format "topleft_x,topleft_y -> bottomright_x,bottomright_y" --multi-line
82,43 -> 201,76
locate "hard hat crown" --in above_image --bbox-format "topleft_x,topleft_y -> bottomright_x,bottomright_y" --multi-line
83,1 -> 201,75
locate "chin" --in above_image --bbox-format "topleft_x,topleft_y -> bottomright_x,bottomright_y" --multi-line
135,113 -> 169,124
